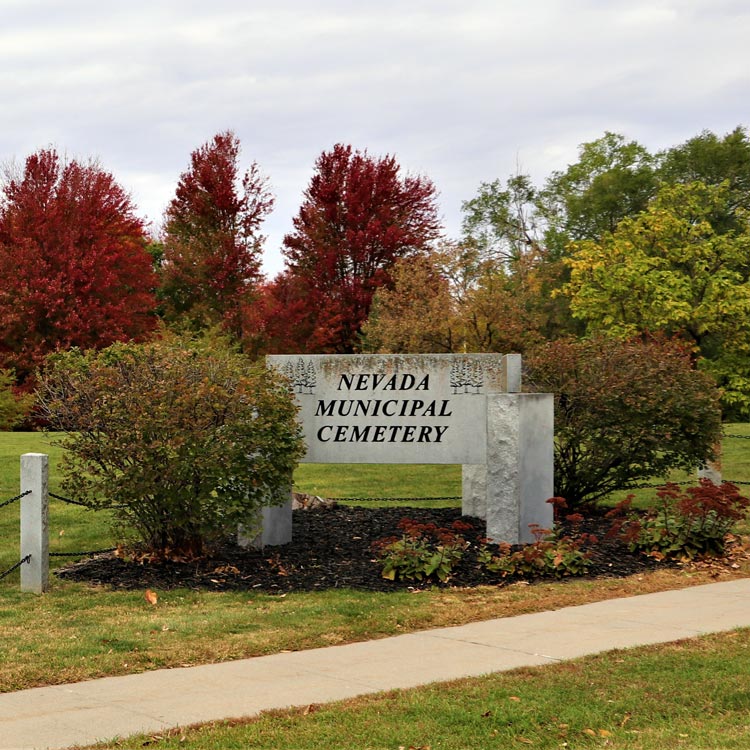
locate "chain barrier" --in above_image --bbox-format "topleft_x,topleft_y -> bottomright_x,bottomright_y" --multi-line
339,496 -> 462,503
1,488 -> 32,585
49,491 -> 125,510
725,433 -> 750,440
635,479 -> 750,489
46,493 -> 118,557
0,554 -> 31,582
633,480 -> 694,489
0,489 -> 31,511
49,547 -> 117,558
49,492 -> 91,508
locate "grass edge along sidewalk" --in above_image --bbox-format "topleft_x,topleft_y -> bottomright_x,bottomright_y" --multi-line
12,579 -> 750,750
83,628 -> 750,750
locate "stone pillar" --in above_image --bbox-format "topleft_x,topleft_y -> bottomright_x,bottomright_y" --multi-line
461,465 -> 487,519
484,393 -> 554,544
20,453 -> 49,594
698,441 -> 722,484
238,495 -> 293,549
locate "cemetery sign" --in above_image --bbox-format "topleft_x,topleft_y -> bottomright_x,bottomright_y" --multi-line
265,354 -> 553,545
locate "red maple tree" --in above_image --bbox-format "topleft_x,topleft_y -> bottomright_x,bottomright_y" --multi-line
265,144 -> 440,353
159,131 -> 274,336
0,149 -> 157,383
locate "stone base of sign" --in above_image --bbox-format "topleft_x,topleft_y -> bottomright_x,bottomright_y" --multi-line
238,496 -> 293,549
461,465 -> 487,519
463,393 -> 554,545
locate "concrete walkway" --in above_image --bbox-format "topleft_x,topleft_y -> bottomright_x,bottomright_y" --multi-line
2,578 -> 750,750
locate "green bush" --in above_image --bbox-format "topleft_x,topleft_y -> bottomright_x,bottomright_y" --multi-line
36,334 -> 304,558
525,336 -> 723,511
0,368 -> 32,430
610,480 -> 750,560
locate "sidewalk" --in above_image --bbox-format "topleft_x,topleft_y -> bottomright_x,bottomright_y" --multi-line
2,578 -> 750,750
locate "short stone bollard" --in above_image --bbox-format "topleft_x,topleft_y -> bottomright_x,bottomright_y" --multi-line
20,453 -> 49,594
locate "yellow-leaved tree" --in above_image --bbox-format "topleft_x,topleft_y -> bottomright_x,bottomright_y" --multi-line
563,181 -> 750,417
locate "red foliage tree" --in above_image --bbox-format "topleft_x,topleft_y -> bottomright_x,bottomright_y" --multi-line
272,143 -> 440,352
0,149 -> 157,384
159,131 -> 274,336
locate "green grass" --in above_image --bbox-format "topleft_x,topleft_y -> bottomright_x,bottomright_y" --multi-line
293,462 -> 461,504
606,423 -> 750,511
88,628 -> 750,750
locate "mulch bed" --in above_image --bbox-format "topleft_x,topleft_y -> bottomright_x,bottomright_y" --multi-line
55,505 -> 671,593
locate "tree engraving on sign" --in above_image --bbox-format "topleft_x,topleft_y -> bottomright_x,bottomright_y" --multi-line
282,358 -> 317,394
450,359 -> 484,394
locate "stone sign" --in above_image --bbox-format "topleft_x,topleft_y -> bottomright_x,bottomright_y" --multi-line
262,353 -> 554,546
270,353 -> 521,464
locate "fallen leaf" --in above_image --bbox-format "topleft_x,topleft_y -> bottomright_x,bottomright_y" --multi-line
145,589 -> 158,606
583,728 -> 596,737
517,737 -> 534,744
599,729 -> 612,737
509,695 -> 521,702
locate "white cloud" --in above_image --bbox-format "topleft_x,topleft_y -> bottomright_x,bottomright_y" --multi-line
0,0 -> 748,276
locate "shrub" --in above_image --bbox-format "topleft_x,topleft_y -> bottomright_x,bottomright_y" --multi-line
609,480 -> 750,560
373,519 -> 471,583
524,335 -> 723,511
0,368 -> 32,430
477,524 -> 595,579
36,334 -> 304,558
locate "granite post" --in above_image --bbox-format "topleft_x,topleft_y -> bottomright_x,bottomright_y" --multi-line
20,453 -> 49,594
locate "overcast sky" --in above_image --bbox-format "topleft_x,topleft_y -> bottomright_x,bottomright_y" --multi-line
2,0 -> 748,276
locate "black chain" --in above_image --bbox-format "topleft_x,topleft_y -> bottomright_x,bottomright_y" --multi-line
635,479 -> 749,489
0,490 -> 31,510
49,492 -> 126,510
0,554 -> 31,581
49,492 -> 92,507
724,433 -> 750,440
338,496 -> 462,503
633,481 -> 695,489
49,547 -> 117,558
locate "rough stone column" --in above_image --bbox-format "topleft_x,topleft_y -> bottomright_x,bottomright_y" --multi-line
461,465 -> 487,519
20,453 -> 49,594
485,393 -> 554,544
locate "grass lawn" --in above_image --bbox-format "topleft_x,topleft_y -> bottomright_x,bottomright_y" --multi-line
0,428 -> 748,701
84,628 -> 750,750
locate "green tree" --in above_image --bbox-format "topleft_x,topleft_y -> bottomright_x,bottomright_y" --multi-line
657,126 -> 750,232
563,181 -> 750,416
461,174 -> 543,267
539,132 -> 658,257
36,334 -> 303,558
525,337 -> 722,510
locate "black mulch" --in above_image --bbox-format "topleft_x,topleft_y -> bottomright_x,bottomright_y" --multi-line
55,505 -> 669,593
57,505 -> 664,593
